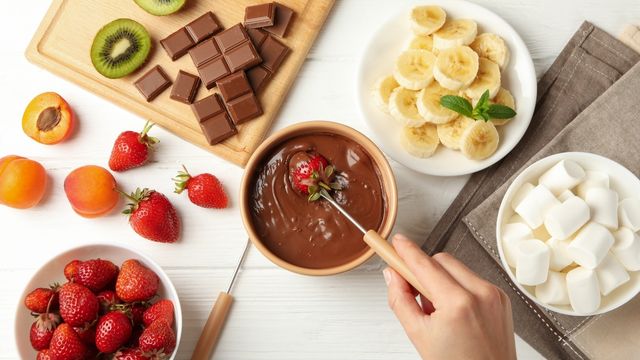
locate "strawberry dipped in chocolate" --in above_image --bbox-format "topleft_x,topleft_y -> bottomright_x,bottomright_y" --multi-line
289,152 -> 342,201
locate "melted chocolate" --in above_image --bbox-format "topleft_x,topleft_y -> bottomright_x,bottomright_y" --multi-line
250,133 -> 387,269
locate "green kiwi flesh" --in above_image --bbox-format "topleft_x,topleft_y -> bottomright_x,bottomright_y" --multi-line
90,19 -> 151,79
134,0 -> 187,16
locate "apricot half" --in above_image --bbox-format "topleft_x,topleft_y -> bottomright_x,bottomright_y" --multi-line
64,165 -> 120,218
0,156 -> 47,209
22,92 -> 75,145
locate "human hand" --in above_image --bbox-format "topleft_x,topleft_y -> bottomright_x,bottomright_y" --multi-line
383,234 -> 516,360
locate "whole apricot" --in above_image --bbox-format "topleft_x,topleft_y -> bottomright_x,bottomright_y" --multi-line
0,156 -> 47,209
64,165 -> 119,218
22,92 -> 75,145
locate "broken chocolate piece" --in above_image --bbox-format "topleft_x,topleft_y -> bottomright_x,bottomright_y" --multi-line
191,93 -> 225,123
171,70 -> 200,104
218,71 -> 252,102
200,112 -> 237,145
198,57 -> 230,89
244,3 -> 276,28
189,38 -> 222,67
226,92 -> 263,124
224,41 -> 262,72
247,28 -> 268,47
186,12 -> 222,43
263,2 -> 295,38
247,66 -> 272,93
160,28 -> 195,60
134,65 -> 172,102
259,35 -> 290,72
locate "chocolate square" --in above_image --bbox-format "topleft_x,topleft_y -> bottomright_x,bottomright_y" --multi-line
200,112 -> 237,145
226,92 -> 263,124
247,28 -> 268,48
160,28 -> 195,60
191,94 -> 225,123
263,2 -> 295,38
134,65 -> 172,102
215,24 -> 250,52
247,66 -> 272,93
189,38 -> 222,67
244,3 -> 276,28
198,57 -> 230,89
218,71 -> 252,101
171,70 -> 200,104
224,42 -> 262,72
259,35 -> 290,72
186,12 -> 222,43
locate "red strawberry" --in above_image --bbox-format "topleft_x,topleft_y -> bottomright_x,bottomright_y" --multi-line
122,188 -> 180,243
116,259 -> 159,302
58,282 -> 99,327
64,260 -> 81,281
75,259 -> 119,292
36,349 -> 54,360
131,303 -> 147,325
73,324 -> 96,346
30,313 -> 61,350
109,121 -> 158,172
289,153 -> 340,200
97,290 -> 121,314
143,300 -> 174,327
96,311 -> 133,353
25,287 -> 58,313
114,347 -> 149,360
173,166 -> 228,208
50,323 -> 88,360
138,320 -> 176,357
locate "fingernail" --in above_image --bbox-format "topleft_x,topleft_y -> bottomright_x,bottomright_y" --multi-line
383,268 -> 391,285
393,233 -> 409,243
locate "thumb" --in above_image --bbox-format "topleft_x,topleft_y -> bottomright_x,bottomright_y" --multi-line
384,267 -> 429,335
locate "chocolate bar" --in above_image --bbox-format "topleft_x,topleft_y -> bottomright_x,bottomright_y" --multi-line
244,3 -> 276,28
170,70 -> 200,104
185,12 -> 222,43
134,65 -> 172,102
263,2 -> 295,38
191,94 -> 237,145
160,28 -> 195,60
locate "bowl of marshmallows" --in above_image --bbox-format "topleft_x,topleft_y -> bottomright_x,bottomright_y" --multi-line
497,152 -> 640,315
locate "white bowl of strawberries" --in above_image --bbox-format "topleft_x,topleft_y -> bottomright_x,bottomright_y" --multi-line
15,243 -> 182,359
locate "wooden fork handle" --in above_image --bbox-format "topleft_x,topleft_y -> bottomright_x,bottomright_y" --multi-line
191,291 -> 234,360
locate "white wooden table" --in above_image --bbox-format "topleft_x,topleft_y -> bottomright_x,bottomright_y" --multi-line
2,1 -> 638,359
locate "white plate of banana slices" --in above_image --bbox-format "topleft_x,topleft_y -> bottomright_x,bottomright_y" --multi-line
357,1 -> 536,176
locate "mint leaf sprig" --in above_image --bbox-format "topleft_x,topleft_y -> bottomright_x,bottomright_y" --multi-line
440,89 -> 516,122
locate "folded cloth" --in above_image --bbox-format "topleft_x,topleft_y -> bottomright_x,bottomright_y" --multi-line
422,22 -> 639,359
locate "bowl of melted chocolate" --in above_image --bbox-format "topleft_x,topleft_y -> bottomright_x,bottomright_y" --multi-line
241,121 -> 398,275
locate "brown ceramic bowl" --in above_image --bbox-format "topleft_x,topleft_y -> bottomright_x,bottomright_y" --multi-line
240,121 -> 398,276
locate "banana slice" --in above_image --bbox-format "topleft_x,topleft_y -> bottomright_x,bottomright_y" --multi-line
372,75 -> 400,113
408,35 -> 433,51
417,82 -> 459,124
437,116 -> 474,149
470,33 -> 510,70
393,50 -> 436,90
460,120 -> 499,160
410,6 -> 446,36
464,58 -> 501,100
401,123 -> 439,158
489,88 -> 516,126
433,19 -> 477,51
389,87 -> 426,127
433,46 -> 479,90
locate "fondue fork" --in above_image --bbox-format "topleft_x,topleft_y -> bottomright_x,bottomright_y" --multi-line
320,191 -> 429,296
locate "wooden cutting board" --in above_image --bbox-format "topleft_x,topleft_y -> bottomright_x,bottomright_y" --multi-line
26,0 -> 335,166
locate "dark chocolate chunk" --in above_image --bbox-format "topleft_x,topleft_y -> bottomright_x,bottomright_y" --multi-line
224,42 -> 262,73
218,71 -> 252,101
259,35 -> 290,72
215,24 -> 250,52
264,2 -> 295,38
134,65 -> 172,102
191,94 -> 225,123
247,66 -> 272,93
247,28 -> 268,47
160,28 -> 196,60
198,57 -> 230,89
171,70 -> 200,104
189,38 -> 222,67
200,112 -> 237,145
226,92 -> 263,124
186,12 -> 222,43
244,3 -> 276,28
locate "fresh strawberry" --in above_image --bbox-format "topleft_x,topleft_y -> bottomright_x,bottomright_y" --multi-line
36,349 -> 54,360
131,303 -> 147,325
58,282 -> 99,327
97,290 -> 121,314
138,320 -> 176,357
30,313 -> 61,350
109,121 -> 158,172
73,324 -> 96,346
114,347 -> 149,360
50,323 -> 88,360
289,153 -> 341,201
122,188 -> 180,243
173,165 -> 228,208
64,260 -> 81,281
142,300 -> 174,327
95,311 -> 133,353
25,287 -> 58,313
116,259 -> 159,302
75,259 -> 118,292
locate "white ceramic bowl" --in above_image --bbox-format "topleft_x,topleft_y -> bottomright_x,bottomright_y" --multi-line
497,152 -> 640,316
14,243 -> 182,358
357,0 -> 537,176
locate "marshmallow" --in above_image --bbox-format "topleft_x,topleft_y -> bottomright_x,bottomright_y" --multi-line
575,170 -> 609,198
558,189 -> 576,202
515,185 -> 561,229
508,214 -> 525,224
533,224 -> 551,241
585,188 -> 619,230
568,222 -> 614,269
515,239 -> 550,286
544,196 -> 590,240
595,253 -> 630,296
511,182 -> 535,211
538,160 -> 586,195
502,222 -> 534,267
535,271 -> 570,305
566,267 -> 601,314
612,227 -> 640,271
619,198 -> 640,232
547,237 -> 574,271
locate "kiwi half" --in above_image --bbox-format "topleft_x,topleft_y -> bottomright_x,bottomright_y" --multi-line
134,0 -> 186,16
90,19 -> 151,79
